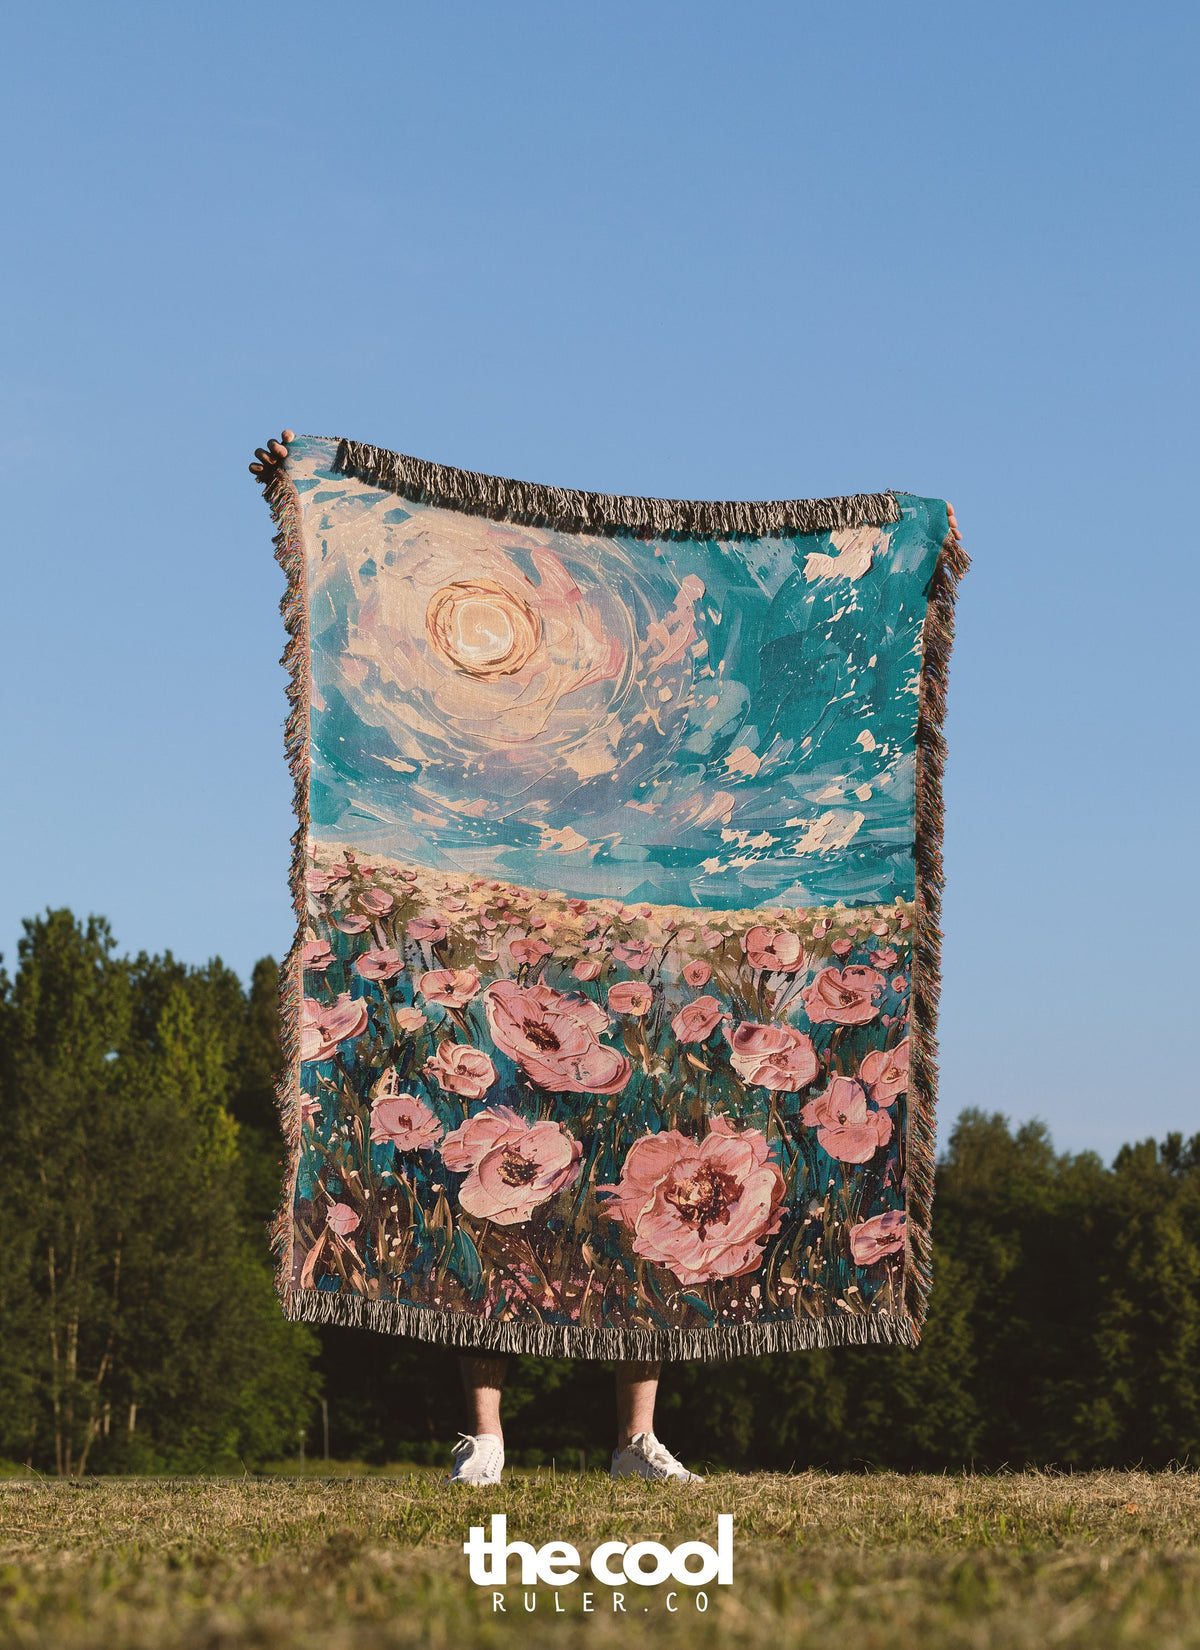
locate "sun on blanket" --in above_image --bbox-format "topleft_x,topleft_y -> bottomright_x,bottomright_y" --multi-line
261,437 -> 967,1358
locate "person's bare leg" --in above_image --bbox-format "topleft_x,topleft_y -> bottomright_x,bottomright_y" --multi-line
460,1355 -> 508,1442
615,1360 -> 661,1447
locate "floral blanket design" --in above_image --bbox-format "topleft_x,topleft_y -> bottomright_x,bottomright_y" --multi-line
264,437 -> 965,1358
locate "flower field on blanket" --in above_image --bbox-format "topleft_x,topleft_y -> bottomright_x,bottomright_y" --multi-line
297,848 -> 913,1336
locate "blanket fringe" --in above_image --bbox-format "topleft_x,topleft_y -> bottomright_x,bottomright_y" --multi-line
284,1286 -> 918,1361
906,522 -> 970,1333
263,466 -> 311,1302
332,437 -> 901,541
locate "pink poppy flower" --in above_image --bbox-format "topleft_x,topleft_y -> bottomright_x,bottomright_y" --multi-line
742,927 -> 806,973
424,1041 -> 497,1100
354,948 -> 404,982
484,981 -> 630,1094
682,959 -> 712,988
419,967 -> 481,1008
701,928 -> 725,951
300,994 -> 369,1062
830,937 -> 853,957
303,940 -> 334,971
801,1077 -> 891,1162
608,981 -> 654,1017
849,1210 -> 907,1266
871,919 -> 889,936
442,1105 -> 582,1226
573,958 -> 602,982
510,936 -> 553,966
567,899 -> 589,916
326,1202 -> 359,1236
801,966 -> 886,1026
892,974 -> 908,992
306,866 -> 350,894
359,888 -> 394,915
398,868 -> 418,882
408,915 -> 448,944
725,1022 -> 819,1090
335,913 -> 371,935
600,1118 -> 785,1285
869,947 -> 898,970
612,940 -> 654,970
370,1092 -> 444,1150
858,1038 -> 910,1105
671,995 -> 724,1043
443,897 -> 465,911
394,1005 -> 427,1034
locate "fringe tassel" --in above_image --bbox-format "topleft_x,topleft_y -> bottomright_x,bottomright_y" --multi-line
332,438 -> 901,541
262,466 -> 312,1304
284,1287 -> 918,1361
906,525 -> 971,1334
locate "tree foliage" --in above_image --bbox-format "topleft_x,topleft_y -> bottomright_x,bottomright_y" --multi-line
0,911 -> 319,1474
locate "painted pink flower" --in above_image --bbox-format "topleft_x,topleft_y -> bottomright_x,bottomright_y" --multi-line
424,1041 -> 497,1100
801,966 -> 886,1026
303,940 -> 334,971
858,1038 -> 910,1106
359,888 -> 394,915
830,937 -> 853,957
600,1118 -> 785,1285
612,940 -> 654,970
419,967 -> 481,1008
701,928 -> 725,951
326,1202 -> 359,1236
672,995 -> 724,1043
306,866 -> 350,894
301,994 -> 369,1062
394,1005 -> 427,1034
370,1093 -> 444,1150
801,1077 -> 891,1162
725,1022 -> 819,1090
299,1095 -> 322,1125
443,897 -> 466,912
442,1105 -> 582,1226
682,959 -> 712,988
408,915 -> 448,944
608,981 -> 654,1018
892,974 -> 908,992
354,948 -> 404,982
742,927 -> 806,973
567,899 -> 589,915
870,947 -> 898,969
510,936 -> 553,966
573,958 -> 602,982
335,912 -> 371,935
849,1210 -> 907,1265
484,980 -> 630,1094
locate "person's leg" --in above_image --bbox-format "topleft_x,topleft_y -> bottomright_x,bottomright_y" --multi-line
614,1359 -> 661,1448
460,1354 -> 508,1441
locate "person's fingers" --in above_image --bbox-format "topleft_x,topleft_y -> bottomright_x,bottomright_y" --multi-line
268,438 -> 287,457
254,447 -> 276,464
946,502 -> 962,541
249,462 -> 264,475
281,429 -> 295,443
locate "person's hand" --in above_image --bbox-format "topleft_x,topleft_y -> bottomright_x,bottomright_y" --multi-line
249,430 -> 295,479
946,502 -> 963,543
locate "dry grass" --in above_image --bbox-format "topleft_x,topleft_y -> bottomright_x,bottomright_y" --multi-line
2,1470 -> 1199,1648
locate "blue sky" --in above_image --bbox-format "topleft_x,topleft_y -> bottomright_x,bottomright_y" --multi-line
2,2 -> 1195,1156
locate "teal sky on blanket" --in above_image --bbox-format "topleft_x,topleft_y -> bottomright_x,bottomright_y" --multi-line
291,436 -> 947,910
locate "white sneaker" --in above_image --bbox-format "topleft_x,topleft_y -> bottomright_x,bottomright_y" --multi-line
446,1432 -> 504,1485
610,1432 -> 703,1482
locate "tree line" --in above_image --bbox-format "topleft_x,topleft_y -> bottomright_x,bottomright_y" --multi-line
2,910 -> 1197,1474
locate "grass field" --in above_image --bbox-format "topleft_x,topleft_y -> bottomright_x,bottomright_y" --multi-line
2,1469 -> 1199,1648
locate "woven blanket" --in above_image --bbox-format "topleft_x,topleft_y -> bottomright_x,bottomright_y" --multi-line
263,438 -> 966,1359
